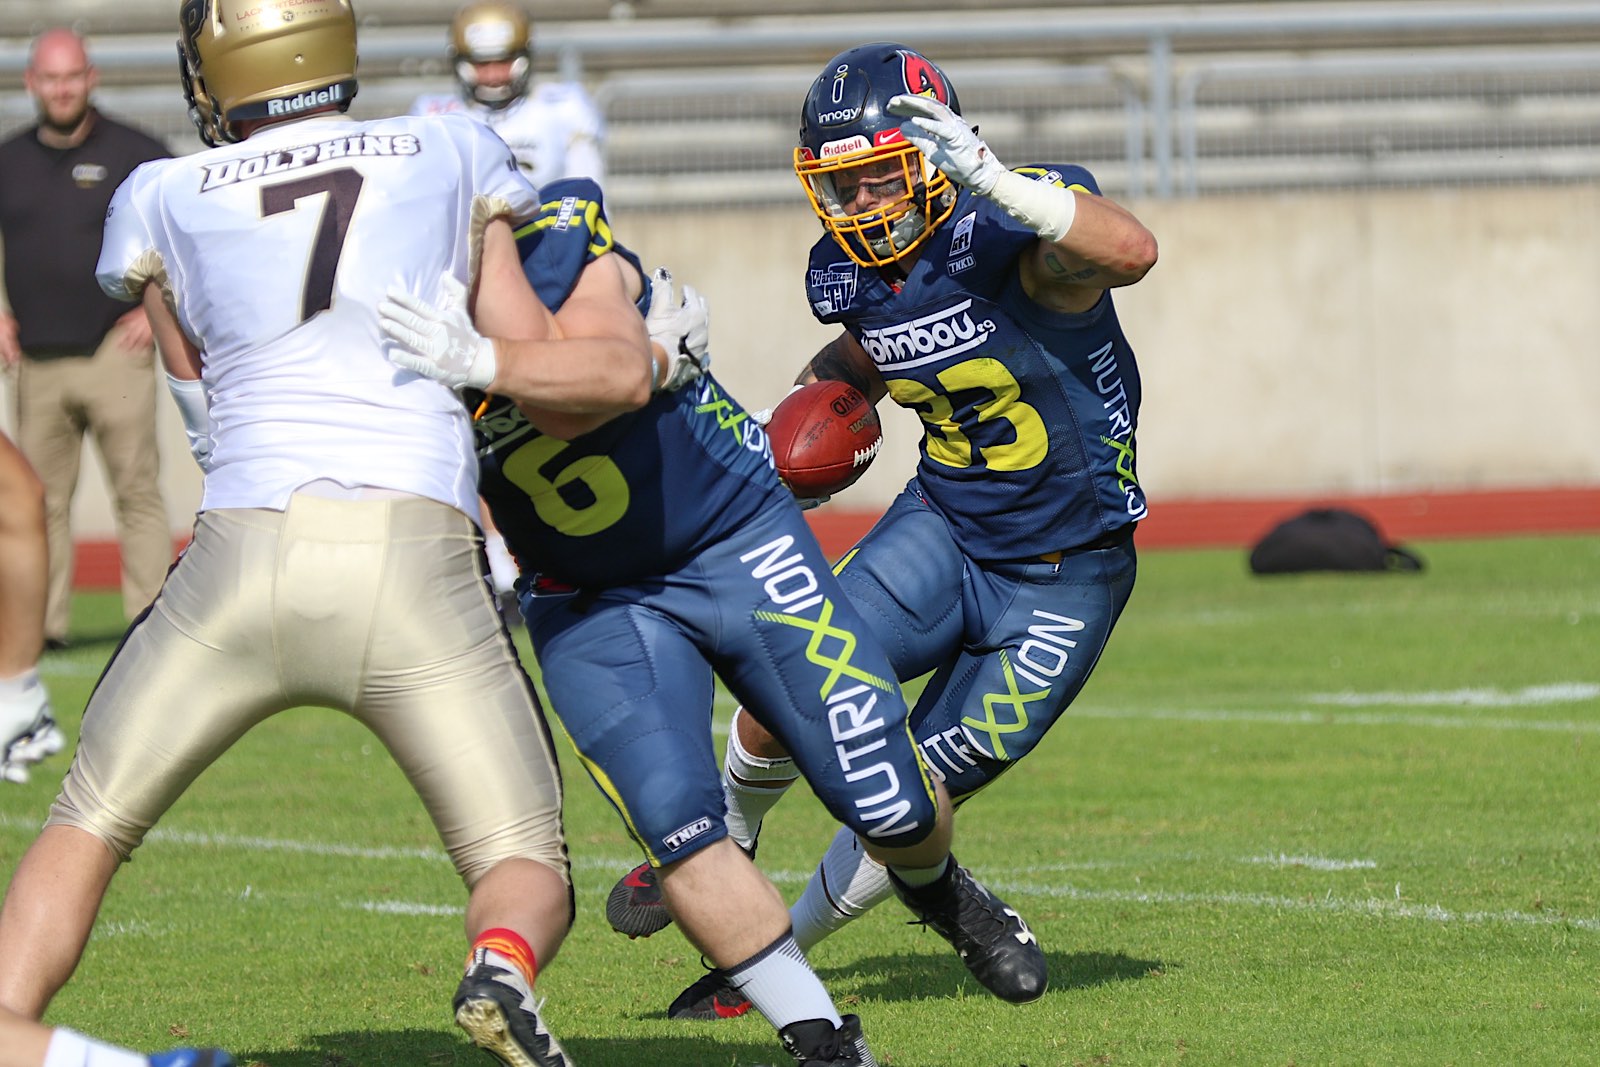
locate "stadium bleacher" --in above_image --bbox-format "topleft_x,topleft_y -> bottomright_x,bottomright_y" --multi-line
5,2 -> 1600,204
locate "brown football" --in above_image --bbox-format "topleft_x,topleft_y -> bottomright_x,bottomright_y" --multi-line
765,380 -> 883,499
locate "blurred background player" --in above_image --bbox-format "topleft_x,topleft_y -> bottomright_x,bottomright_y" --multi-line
0,1006 -> 234,1067
0,431 -> 63,783
0,4 -> 659,1066
0,28 -> 174,651
381,174 -> 1044,1066
410,0 -> 607,616
411,2 -> 604,188
607,41 -> 1158,1019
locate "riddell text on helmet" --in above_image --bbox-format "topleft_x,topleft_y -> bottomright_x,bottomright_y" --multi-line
266,83 -> 346,117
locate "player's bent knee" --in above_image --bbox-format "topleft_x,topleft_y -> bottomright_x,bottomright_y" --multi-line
450,825 -> 571,889
42,806 -> 142,865
826,785 -> 940,851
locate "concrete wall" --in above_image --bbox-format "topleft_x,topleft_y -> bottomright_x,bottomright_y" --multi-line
7,182 -> 1599,539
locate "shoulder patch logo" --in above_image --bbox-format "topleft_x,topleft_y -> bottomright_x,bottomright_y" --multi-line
949,211 -> 976,256
809,260 -> 859,316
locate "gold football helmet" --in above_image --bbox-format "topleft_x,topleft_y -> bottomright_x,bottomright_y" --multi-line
449,1 -> 532,109
178,0 -> 358,147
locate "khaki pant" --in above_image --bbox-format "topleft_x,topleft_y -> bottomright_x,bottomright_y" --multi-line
12,327 -> 169,641
48,493 -> 569,884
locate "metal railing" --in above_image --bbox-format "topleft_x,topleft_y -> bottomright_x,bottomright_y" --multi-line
6,2 -> 1600,203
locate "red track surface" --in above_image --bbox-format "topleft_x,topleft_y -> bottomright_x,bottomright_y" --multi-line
801,486 -> 1600,559
70,486 -> 1600,588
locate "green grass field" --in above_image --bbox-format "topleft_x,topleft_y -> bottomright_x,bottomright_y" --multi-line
3,535 -> 1597,1066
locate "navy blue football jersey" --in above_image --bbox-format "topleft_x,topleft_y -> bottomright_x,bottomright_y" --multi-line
474,179 -> 787,588
804,165 -> 1145,560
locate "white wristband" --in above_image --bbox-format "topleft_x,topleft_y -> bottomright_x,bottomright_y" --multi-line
986,170 -> 1078,243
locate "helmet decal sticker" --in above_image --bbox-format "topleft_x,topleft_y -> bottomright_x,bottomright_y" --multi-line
900,51 -> 950,105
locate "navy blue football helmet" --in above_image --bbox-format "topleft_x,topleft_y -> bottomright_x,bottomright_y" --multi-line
795,43 -> 962,268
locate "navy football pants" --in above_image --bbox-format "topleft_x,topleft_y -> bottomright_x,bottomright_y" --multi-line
522,500 -> 939,866
835,481 -> 1137,804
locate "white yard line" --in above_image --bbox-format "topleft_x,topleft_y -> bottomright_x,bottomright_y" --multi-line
17,816 -> 1584,936
1244,854 -> 1377,871
357,901 -> 463,917
146,827 -> 455,863
1074,706 -> 1600,734
984,880 -> 1600,934
347,883 -> 1600,936
1307,683 -> 1600,707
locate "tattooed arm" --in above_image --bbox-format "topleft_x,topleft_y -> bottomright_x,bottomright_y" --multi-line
796,331 -> 887,403
1020,190 -> 1158,314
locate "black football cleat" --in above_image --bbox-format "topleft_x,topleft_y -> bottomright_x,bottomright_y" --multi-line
667,966 -> 754,1020
453,953 -> 574,1067
605,861 -> 674,939
890,858 -> 1048,1004
778,1014 -> 878,1066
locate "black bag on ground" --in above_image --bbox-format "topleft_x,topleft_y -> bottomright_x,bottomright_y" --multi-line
1248,507 -> 1424,575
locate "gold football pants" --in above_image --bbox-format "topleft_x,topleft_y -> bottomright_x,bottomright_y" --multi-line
48,492 -> 568,886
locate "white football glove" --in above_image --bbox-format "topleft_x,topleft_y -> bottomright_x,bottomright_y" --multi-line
643,267 -> 711,393
749,383 -> 806,428
889,92 -> 1079,241
887,93 -> 1006,196
379,273 -> 497,391
1,674 -> 63,785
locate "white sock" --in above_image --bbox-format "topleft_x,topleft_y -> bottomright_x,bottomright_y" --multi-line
725,931 -> 841,1032
790,826 -> 896,951
886,855 -> 949,888
484,530 -> 520,595
722,712 -> 799,850
44,1029 -> 147,1067
0,666 -> 43,699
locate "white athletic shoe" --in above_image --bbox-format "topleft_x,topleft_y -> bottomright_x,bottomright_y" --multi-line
1,673 -> 64,784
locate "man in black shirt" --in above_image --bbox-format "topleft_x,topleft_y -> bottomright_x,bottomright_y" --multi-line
0,28 -> 173,650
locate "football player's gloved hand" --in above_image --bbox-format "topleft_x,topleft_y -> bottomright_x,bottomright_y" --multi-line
188,432 -> 215,471
379,273 -> 497,391
889,93 -> 1079,242
1,673 -> 63,785
149,1049 -> 238,1067
749,383 -> 807,428
643,267 -> 710,393
887,93 -> 1006,196
796,494 -> 831,512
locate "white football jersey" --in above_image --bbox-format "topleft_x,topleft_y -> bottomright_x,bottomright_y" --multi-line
97,112 -> 541,520
411,81 -> 605,190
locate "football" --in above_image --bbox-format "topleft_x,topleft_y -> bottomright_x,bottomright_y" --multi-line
764,380 -> 883,499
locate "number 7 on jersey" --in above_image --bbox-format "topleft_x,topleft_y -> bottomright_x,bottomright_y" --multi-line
260,168 -> 365,322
